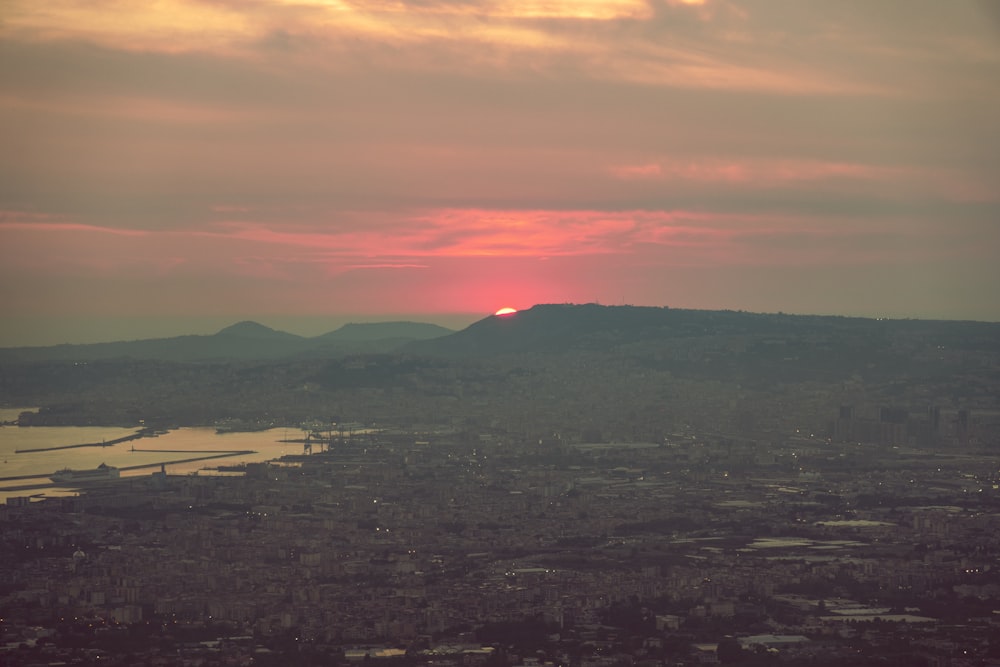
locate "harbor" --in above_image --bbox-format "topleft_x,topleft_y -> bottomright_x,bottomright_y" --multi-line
0,426 -> 293,502
0,450 -> 256,490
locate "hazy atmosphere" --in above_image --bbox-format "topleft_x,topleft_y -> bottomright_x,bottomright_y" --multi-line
4,5 -> 1000,662
2,0 -> 1000,346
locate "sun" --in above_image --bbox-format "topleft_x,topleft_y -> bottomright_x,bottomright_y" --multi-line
494,307 -> 518,316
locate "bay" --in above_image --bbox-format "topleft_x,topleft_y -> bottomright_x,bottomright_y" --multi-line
0,424 -> 306,502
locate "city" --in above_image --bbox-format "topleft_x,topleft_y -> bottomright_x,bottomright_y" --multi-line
3,423 -> 1000,665
2,309 -> 1000,666
4,0 -> 999,664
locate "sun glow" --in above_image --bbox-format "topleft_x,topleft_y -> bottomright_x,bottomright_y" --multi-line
494,307 -> 518,316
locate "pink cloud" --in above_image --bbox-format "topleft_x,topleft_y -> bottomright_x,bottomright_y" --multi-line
6,202 -> 990,283
1,202 -> 995,321
203,208 -> 738,260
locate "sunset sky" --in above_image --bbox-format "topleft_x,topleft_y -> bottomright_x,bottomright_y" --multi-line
2,1 -> 999,345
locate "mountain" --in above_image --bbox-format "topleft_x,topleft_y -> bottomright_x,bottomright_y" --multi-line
402,303 -> 1000,385
3,305 -> 998,377
404,303 -> 744,356
5,304 -> 998,431
0,319 -> 452,363
215,321 -> 304,341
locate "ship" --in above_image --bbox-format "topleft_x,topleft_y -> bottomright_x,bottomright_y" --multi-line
50,462 -> 121,484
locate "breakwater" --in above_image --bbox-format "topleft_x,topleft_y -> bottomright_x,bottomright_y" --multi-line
129,449 -> 247,454
15,429 -> 151,454
0,450 -> 256,485
118,450 -> 256,471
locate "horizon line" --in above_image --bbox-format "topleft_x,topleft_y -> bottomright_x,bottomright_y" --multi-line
2,304 -> 999,348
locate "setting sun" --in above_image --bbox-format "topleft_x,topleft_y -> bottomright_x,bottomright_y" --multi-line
494,307 -> 518,316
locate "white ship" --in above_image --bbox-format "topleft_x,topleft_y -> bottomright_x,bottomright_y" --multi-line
50,462 -> 121,484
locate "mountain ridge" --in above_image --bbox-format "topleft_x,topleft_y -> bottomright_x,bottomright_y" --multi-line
0,319 -> 455,363
403,302 -> 1000,361
2,304 -> 998,365
215,321 -> 304,340
5,304 -> 998,431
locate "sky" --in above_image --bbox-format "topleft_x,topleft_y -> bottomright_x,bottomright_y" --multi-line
2,0 -> 999,345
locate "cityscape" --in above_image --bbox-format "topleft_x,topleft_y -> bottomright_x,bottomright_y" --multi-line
3,0 -> 999,664
2,305 -> 1000,665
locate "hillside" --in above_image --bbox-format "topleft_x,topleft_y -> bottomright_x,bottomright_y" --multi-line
406,303 -> 1000,370
2,304 -> 997,438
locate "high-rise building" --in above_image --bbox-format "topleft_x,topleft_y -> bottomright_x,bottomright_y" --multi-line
833,405 -> 854,442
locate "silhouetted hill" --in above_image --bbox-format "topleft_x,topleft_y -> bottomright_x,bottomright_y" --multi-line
216,321 -> 304,341
404,303 -> 646,356
403,303 -> 773,356
406,303 -> 1000,360
403,303 -> 1000,387
4,304 -> 998,432
0,319 -> 453,362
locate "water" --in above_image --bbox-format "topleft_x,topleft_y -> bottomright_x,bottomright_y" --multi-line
0,407 -> 33,422
0,417 -> 306,501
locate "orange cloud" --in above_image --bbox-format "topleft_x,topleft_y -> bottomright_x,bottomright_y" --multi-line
356,0 -> 652,20
0,0 -> 897,97
3,0 -> 253,52
2,0 -> 646,56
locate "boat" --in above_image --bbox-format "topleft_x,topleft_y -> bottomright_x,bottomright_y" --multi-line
50,463 -> 121,484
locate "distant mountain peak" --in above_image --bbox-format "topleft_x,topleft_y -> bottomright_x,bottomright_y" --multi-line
215,321 -> 300,340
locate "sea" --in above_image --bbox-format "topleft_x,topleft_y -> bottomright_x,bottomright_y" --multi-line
0,408 -> 305,502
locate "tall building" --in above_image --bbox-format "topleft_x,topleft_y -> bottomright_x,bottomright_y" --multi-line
956,409 -> 970,445
833,405 -> 854,442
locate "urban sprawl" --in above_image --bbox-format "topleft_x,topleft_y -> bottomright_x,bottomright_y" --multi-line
3,407 -> 1000,666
